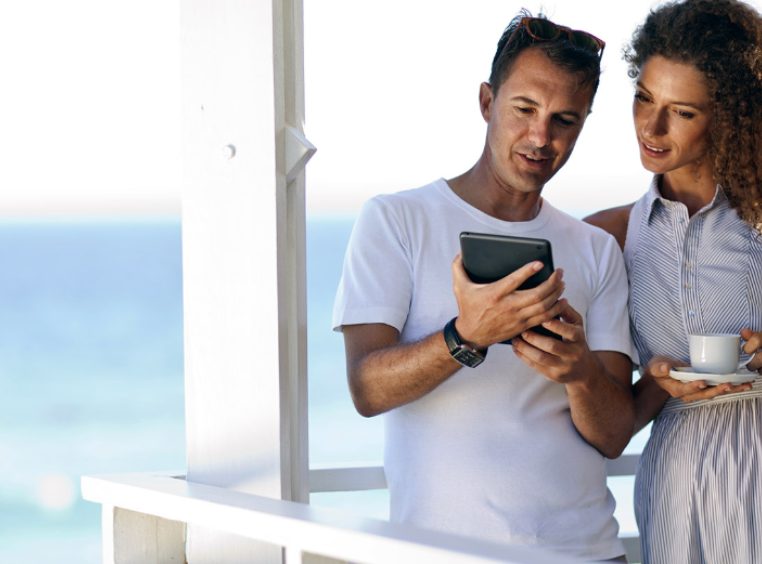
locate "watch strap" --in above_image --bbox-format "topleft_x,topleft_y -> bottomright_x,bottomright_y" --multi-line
443,317 -> 487,367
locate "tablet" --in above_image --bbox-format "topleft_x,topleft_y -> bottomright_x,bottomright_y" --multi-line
460,232 -> 554,287
459,232 -> 560,342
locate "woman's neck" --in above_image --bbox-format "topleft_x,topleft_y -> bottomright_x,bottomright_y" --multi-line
660,164 -> 716,216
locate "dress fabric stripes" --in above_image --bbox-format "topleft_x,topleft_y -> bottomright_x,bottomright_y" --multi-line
625,178 -> 762,564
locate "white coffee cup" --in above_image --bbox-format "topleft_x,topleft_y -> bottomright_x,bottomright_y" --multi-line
689,333 -> 740,374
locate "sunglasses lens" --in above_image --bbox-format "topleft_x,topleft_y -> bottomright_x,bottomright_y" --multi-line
526,18 -> 560,41
569,32 -> 603,52
519,17 -> 604,56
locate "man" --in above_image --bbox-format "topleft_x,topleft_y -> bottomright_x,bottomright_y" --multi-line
332,12 -> 634,562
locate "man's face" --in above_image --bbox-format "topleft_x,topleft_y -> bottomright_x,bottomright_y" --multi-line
480,47 -> 595,195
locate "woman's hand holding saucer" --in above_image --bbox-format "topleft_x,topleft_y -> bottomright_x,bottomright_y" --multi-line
647,356 -> 752,403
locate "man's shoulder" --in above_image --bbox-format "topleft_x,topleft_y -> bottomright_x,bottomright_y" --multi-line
545,202 -> 621,242
368,178 -> 445,205
360,178 -> 449,221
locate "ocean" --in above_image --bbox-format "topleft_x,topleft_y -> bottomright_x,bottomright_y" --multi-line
0,220 -> 187,562
0,216 -> 642,563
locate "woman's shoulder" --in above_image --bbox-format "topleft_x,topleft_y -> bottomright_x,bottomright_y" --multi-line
583,204 -> 635,251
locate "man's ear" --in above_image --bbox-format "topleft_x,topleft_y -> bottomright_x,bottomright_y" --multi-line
479,82 -> 493,122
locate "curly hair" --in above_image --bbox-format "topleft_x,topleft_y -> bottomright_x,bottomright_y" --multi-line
624,0 -> 762,229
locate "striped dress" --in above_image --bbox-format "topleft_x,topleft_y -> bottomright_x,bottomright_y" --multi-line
625,177 -> 762,563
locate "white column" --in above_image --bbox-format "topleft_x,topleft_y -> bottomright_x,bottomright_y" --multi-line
181,0 -> 312,561
103,506 -> 186,564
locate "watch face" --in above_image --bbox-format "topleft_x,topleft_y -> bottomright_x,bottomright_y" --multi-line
453,346 -> 484,368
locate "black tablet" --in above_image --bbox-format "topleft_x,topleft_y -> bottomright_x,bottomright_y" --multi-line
459,232 -> 560,341
460,232 -> 554,287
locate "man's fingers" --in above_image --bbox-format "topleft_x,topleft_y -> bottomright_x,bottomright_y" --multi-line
537,300 -> 582,340
497,260 -> 544,293
453,254 -> 564,313
451,254 -> 471,285
520,298 -> 566,334
512,334 -> 559,369
557,299 -> 582,325
539,318 -> 575,341
496,262 -> 563,296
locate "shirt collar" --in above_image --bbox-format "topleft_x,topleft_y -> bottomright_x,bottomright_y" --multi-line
644,175 -> 727,223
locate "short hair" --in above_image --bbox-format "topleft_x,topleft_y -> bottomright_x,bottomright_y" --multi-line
625,0 -> 762,229
488,10 -> 603,108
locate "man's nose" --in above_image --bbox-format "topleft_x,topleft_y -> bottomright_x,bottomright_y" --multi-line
527,119 -> 551,148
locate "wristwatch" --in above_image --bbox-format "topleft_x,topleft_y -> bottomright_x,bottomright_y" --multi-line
443,317 -> 487,368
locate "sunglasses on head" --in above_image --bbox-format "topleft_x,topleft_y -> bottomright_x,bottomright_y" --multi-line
512,17 -> 605,58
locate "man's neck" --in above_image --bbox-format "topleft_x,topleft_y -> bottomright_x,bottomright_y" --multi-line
447,165 -> 543,222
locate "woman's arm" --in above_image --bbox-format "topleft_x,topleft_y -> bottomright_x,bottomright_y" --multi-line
583,204 -> 633,251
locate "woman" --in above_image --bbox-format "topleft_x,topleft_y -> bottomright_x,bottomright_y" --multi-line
586,0 -> 762,561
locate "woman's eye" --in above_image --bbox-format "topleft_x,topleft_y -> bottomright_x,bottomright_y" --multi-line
676,109 -> 695,119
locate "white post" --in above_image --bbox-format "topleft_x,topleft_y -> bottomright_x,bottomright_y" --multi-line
102,505 -> 185,564
181,0 -> 312,561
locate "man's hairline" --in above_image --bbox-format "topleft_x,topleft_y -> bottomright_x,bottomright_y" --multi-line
490,46 -> 599,114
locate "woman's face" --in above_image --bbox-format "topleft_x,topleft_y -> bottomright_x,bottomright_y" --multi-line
633,56 -> 713,177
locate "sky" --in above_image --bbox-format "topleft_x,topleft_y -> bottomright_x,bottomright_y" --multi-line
0,1 -> 181,217
1,0 -> 760,217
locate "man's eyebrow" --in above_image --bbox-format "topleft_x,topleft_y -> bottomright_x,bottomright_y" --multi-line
510,95 -> 539,106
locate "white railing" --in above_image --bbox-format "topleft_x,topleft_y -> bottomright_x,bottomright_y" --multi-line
84,472 -> 578,564
308,456 -> 641,563
82,454 -> 641,564
310,455 -> 640,492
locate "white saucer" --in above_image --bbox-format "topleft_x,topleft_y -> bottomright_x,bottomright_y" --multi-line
669,366 -> 757,386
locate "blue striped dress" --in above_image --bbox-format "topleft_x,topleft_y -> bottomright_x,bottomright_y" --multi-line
625,177 -> 762,563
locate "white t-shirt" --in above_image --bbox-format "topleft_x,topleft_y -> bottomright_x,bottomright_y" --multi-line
333,178 -> 631,560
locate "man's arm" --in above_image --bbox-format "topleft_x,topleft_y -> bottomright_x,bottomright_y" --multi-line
343,323 -> 460,417
565,350 -> 634,459
582,205 -> 642,448
342,258 -> 567,417
632,370 -> 670,434
513,300 -> 635,458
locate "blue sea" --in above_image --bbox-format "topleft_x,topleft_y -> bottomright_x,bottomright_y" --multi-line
0,216 -> 644,562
